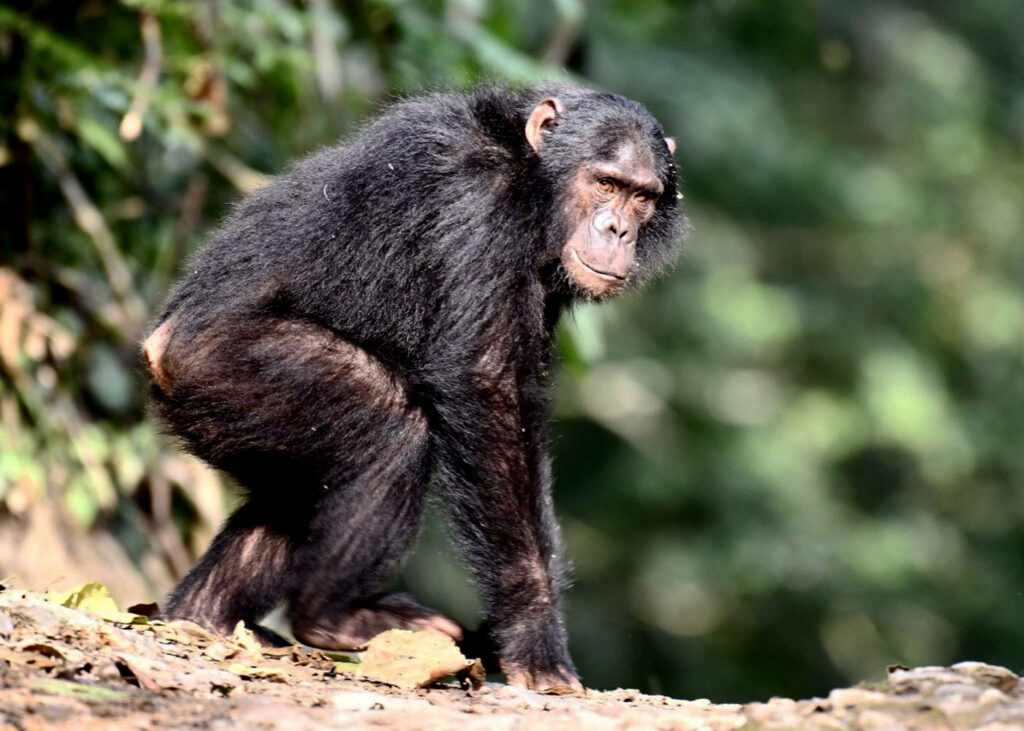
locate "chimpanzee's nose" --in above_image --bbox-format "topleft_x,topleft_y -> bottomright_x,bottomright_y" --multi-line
601,213 -> 630,241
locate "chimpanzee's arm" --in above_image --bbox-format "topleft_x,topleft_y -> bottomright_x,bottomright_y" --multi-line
429,332 -> 581,692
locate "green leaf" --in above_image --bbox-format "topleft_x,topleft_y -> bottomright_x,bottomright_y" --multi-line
74,116 -> 128,170
33,679 -> 130,700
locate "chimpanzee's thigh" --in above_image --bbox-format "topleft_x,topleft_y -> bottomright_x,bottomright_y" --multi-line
155,315 -> 426,487
155,313 -> 432,635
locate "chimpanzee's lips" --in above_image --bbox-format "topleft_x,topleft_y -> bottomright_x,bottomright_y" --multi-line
571,248 -> 626,281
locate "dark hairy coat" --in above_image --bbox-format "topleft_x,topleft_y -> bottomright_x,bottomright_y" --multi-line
150,83 -> 684,686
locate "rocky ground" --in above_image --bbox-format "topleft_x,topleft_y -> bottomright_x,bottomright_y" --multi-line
1,586 -> 1023,730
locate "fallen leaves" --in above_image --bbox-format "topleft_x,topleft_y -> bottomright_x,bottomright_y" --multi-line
0,583 -> 354,701
357,629 -> 484,690
47,581 -> 145,624
229,620 -> 264,659
32,678 -> 131,701
0,580 -> 486,710
5,582 -> 1024,730
115,652 -> 166,691
226,663 -> 290,682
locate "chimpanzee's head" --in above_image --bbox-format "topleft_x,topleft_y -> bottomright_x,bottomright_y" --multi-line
525,88 -> 686,300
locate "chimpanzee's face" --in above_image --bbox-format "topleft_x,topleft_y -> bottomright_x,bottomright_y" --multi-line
559,143 -> 664,298
524,95 -> 677,299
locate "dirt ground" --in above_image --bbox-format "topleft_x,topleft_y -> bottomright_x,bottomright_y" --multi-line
2,587 -> 1023,730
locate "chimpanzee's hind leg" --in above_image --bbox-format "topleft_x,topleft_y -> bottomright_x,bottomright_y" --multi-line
150,314 -> 457,644
164,498 -> 301,643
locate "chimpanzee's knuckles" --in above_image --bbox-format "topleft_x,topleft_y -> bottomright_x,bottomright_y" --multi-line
502,661 -> 584,693
497,625 -> 582,692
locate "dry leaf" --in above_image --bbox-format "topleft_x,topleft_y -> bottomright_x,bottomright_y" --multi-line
357,629 -> 476,690
538,683 -> 579,696
0,645 -> 58,670
18,641 -> 89,672
458,658 -> 486,690
20,642 -> 67,660
227,663 -> 290,682
126,602 -> 160,618
203,642 -> 235,662
230,621 -> 263,659
96,624 -> 136,651
115,653 -> 165,691
47,582 -> 143,624
260,646 -> 301,660
169,619 -> 220,645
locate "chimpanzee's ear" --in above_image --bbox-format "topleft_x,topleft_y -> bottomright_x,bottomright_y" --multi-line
525,97 -> 564,153
665,137 -> 676,155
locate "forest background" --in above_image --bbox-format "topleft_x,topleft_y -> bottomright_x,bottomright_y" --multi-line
2,0 -> 1023,703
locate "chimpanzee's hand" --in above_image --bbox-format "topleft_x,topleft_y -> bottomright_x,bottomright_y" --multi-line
493,618 -> 584,694
502,660 -> 584,693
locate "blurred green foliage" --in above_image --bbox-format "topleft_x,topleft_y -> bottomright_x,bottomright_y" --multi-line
2,0 -> 1023,703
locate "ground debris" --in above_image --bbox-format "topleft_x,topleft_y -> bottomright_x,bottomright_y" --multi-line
2,586 -> 1024,729
356,629 -> 477,690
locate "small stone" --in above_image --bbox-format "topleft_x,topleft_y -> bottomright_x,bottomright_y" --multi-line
331,691 -> 433,711
979,688 -> 1009,705
888,666 -> 963,695
0,611 -> 14,638
745,704 -> 781,723
857,709 -> 904,728
951,662 -> 1018,693
484,685 -> 549,710
715,703 -> 744,712
932,682 -> 983,702
829,688 -> 889,707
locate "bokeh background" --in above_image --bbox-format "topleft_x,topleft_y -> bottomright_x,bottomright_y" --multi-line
2,0 -> 1024,703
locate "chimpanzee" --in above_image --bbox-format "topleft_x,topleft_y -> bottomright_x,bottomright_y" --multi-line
143,83 -> 685,692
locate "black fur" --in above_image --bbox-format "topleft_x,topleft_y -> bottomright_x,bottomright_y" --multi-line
148,83 -> 684,686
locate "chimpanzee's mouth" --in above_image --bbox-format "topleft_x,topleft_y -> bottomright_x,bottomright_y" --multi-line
571,248 -> 626,281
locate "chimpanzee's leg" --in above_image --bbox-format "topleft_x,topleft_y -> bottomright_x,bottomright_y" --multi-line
151,314 -> 455,644
285,407 -> 462,649
164,497 -> 303,642
424,329 -> 583,691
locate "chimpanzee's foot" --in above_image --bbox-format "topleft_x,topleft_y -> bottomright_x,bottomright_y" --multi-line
291,592 -> 463,650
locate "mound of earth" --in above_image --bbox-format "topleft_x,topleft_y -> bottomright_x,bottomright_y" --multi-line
1,586 -> 1022,730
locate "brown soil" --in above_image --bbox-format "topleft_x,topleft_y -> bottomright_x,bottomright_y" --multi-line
1,588 -> 1022,730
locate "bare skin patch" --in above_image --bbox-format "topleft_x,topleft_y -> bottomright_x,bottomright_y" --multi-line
559,141 -> 662,299
237,526 -> 289,571
142,317 -> 176,391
